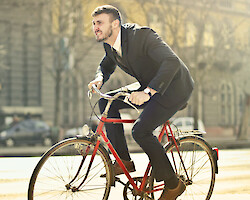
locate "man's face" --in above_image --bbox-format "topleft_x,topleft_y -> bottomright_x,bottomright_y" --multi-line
92,13 -> 113,42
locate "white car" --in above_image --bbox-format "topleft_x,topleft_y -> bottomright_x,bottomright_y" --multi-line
171,117 -> 205,132
64,127 -> 83,139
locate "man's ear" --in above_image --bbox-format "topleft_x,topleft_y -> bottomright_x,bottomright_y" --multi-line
112,19 -> 120,28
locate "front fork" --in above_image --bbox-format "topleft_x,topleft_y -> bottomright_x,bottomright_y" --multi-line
65,138 -> 101,192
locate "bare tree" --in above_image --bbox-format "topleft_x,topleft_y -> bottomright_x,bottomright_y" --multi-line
237,51 -> 250,140
238,93 -> 250,140
154,0 -> 246,131
129,0 -> 217,128
41,0 -> 95,126
128,0 -> 247,134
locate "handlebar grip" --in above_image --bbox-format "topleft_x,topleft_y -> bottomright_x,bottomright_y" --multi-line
91,84 -> 112,99
92,84 -> 99,93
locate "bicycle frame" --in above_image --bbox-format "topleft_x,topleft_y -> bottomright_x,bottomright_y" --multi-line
28,84 -> 218,200
90,115 -> 189,196
83,85 -> 190,196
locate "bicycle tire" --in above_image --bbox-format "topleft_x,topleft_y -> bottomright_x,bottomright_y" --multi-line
28,137 -> 113,200
150,135 -> 216,200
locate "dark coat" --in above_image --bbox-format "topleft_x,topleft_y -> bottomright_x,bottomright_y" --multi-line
96,23 -> 194,108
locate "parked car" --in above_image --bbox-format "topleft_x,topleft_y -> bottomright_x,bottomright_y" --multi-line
0,119 -> 53,147
171,117 -> 206,132
64,127 -> 83,139
152,117 -> 205,144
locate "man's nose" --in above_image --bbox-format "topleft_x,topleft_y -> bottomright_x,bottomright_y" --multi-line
93,25 -> 99,32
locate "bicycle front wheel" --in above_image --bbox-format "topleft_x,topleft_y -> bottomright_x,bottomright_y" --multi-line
28,137 -> 113,200
151,135 -> 216,200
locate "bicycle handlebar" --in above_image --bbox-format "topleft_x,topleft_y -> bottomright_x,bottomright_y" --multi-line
89,84 -> 129,100
89,84 -> 140,113
91,85 -> 114,99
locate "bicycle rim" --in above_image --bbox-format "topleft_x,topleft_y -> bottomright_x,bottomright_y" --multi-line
151,136 -> 216,200
28,138 -> 112,200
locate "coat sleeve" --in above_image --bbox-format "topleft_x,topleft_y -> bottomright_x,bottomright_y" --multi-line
143,28 -> 182,95
96,52 -> 116,84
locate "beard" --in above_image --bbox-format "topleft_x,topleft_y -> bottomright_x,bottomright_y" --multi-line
96,26 -> 113,42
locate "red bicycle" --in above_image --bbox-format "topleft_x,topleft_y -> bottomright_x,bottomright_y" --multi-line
28,84 -> 218,200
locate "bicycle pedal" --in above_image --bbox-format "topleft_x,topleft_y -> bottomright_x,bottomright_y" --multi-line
115,177 -> 127,186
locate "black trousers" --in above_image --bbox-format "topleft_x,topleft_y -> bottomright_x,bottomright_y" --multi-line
99,93 -> 185,184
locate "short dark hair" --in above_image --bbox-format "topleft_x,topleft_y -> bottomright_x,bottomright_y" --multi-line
92,5 -> 121,24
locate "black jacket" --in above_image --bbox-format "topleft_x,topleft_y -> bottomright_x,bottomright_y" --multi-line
96,23 -> 194,108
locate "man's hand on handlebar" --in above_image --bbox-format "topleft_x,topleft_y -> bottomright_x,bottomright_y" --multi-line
88,81 -> 157,107
129,87 -> 157,106
88,78 -> 103,93
129,91 -> 150,106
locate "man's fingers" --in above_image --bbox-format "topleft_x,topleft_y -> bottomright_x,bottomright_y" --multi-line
129,91 -> 150,105
129,92 -> 141,105
88,80 -> 103,91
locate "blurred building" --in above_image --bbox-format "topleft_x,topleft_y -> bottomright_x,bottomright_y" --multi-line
0,0 -> 249,131
0,1 -> 46,127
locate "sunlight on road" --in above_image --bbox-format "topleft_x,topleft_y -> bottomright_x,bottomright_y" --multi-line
0,149 -> 250,200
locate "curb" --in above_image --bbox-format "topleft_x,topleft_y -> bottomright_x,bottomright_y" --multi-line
1,138 -> 249,157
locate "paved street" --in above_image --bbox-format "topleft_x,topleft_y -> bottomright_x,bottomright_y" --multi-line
0,149 -> 250,200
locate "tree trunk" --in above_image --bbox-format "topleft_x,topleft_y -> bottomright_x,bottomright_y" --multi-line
193,85 -> 199,130
237,95 -> 250,140
54,70 -> 61,126
192,65 -> 199,130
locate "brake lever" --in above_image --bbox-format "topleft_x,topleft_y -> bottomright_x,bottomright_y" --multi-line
88,90 -> 93,99
124,95 -> 140,113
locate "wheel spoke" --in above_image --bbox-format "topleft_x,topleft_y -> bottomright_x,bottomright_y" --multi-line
28,138 -> 112,200
149,136 -> 216,200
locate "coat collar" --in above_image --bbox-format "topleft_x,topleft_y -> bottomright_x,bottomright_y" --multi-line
121,25 -> 128,57
103,25 -> 128,58
112,29 -> 122,56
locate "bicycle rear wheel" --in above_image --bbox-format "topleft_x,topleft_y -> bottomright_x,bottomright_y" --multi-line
28,137 -> 113,200
151,135 -> 216,200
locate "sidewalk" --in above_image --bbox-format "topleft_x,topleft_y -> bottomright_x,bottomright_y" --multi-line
127,133 -> 250,153
205,136 -> 250,149
203,127 -> 250,150
0,132 -> 249,157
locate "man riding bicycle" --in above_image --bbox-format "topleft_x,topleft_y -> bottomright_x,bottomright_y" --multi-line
88,5 -> 194,200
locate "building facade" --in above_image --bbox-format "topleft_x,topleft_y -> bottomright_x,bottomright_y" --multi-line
0,1 -> 46,126
0,0 -> 249,131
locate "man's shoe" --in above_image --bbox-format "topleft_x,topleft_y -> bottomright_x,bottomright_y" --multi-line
158,179 -> 186,200
113,159 -> 136,176
100,159 -> 136,177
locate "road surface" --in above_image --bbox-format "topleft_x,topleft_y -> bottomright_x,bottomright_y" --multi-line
0,149 -> 250,199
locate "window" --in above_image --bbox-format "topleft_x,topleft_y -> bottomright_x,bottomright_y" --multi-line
220,82 -> 234,126
176,121 -> 182,127
185,22 -> 196,47
248,27 -> 250,47
186,120 -> 192,126
219,0 -> 232,8
0,21 -> 11,106
22,25 -> 41,106
15,120 -> 34,131
203,23 -> 214,47
35,121 -> 49,131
